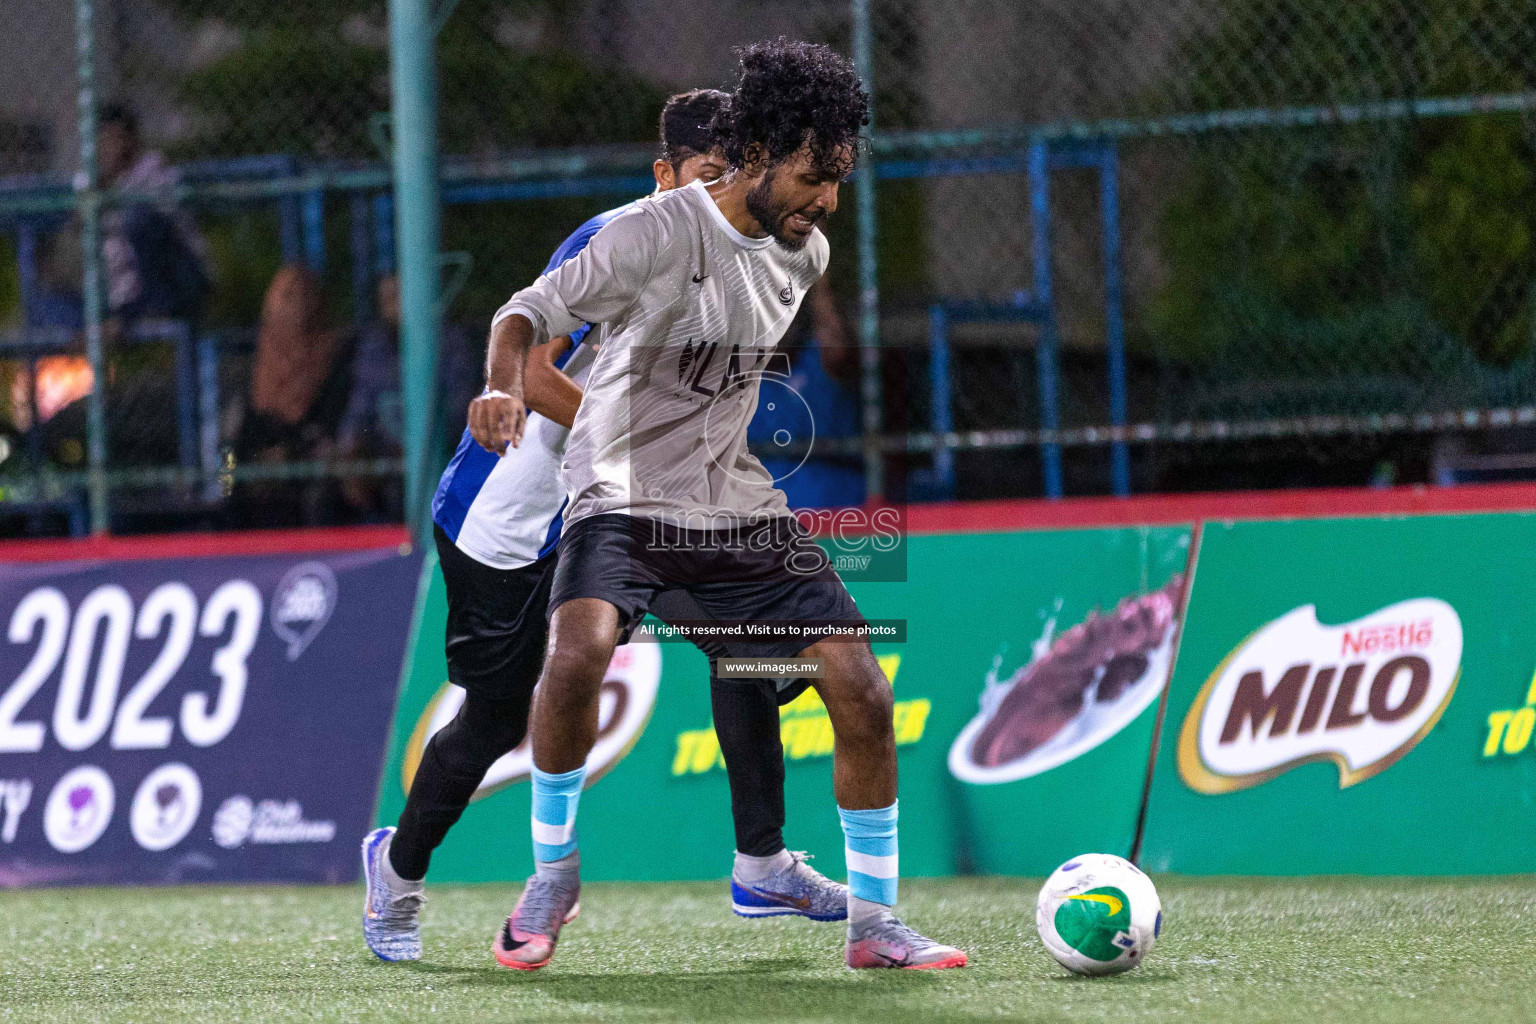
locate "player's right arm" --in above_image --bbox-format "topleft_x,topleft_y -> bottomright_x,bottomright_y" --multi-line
468,315 -> 532,454
492,206 -> 661,350
476,207 -> 660,448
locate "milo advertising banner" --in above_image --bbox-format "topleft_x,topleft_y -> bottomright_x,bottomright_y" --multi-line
907,525 -> 1188,876
1141,512 -> 1536,875
376,525 -> 1190,882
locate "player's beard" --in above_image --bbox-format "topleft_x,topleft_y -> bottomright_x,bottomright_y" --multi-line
745,168 -> 819,251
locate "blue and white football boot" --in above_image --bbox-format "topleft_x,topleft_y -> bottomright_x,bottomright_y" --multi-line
731,851 -> 848,922
362,827 -> 425,961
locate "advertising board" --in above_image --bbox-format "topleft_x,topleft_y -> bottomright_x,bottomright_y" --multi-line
0,543 -> 420,886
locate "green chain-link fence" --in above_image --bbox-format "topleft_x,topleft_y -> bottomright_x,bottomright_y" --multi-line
868,0 -> 1536,497
3,0 -> 1535,534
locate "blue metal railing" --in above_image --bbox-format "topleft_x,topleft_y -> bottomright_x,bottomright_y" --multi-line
920,138 -> 1129,501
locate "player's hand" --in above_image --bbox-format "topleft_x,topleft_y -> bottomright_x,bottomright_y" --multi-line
468,389 -> 527,455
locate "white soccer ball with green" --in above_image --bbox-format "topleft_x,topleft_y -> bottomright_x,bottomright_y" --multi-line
1036,853 -> 1161,976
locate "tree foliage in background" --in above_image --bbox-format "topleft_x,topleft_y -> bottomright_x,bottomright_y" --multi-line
157,0 -> 668,323
173,30 -> 386,159
1150,0 -> 1536,374
438,2 -> 664,154
167,0 -> 665,159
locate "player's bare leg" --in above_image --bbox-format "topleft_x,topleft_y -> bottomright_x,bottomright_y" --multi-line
808,638 -> 968,970
808,639 -> 898,810
494,598 -> 620,970
529,598 -> 623,773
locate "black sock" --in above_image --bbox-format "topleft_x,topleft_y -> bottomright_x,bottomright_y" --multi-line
390,691 -> 527,880
390,739 -> 483,880
710,674 -> 789,858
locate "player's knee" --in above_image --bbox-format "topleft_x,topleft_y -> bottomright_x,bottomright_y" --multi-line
828,667 -> 895,745
538,643 -> 611,724
853,682 -> 896,735
442,699 -> 526,771
544,601 -> 618,687
542,638 -> 609,689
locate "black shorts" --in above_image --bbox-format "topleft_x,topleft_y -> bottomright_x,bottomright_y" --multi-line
649,588 -> 815,706
434,524 -> 555,700
549,513 -> 864,660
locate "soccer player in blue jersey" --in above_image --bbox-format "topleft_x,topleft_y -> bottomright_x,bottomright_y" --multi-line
361,89 -> 847,963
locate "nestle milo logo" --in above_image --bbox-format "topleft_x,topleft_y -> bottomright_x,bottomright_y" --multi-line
1178,599 -> 1461,793
402,642 -> 661,800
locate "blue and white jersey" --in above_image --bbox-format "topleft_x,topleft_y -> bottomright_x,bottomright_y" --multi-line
431,203 -> 633,569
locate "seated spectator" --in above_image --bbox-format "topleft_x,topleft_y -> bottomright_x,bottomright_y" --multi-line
18,232 -> 91,463
748,277 -> 866,509
228,265 -> 353,527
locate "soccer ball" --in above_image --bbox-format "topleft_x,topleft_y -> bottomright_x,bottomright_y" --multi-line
1036,853 -> 1161,976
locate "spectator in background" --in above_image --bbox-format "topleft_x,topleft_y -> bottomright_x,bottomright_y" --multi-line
747,276 -> 865,508
335,274 -> 473,520
18,104 -> 212,471
228,265 -> 353,527
96,103 -> 211,332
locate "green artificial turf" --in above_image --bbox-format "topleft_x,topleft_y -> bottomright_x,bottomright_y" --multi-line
3,876 -> 1534,1023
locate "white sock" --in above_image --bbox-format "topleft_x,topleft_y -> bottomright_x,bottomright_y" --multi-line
535,849 -> 580,880
380,836 -> 423,893
733,848 -> 793,882
848,895 -> 891,935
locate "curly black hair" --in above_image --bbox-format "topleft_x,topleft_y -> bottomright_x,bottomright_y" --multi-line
712,38 -> 869,180
659,88 -> 730,169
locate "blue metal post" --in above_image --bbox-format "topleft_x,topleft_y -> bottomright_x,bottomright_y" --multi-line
1028,140 -> 1064,500
76,0 -> 109,533
852,0 -> 885,503
197,333 -> 221,501
173,322 -> 197,468
389,0 -> 443,537
16,224 -> 37,326
302,190 -> 325,273
928,304 -> 955,495
350,193 -> 373,320
1099,145 -> 1130,496
373,193 -> 396,276
279,195 -> 301,265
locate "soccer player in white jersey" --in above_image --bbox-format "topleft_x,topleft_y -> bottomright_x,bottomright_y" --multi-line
360,90 -> 847,964
474,40 -> 967,972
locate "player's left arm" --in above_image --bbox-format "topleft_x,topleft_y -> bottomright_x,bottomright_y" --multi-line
524,335 -> 584,429
498,207 -> 662,342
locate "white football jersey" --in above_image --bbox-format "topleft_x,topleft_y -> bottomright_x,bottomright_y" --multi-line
498,179 -> 829,527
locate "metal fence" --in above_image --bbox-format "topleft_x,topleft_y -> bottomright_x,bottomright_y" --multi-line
3,0 -> 1535,535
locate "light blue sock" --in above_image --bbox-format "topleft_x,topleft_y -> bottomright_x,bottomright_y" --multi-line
531,764 -> 586,863
838,801 -> 898,908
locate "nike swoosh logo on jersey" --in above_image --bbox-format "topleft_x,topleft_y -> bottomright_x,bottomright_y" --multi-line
692,272 -> 708,283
